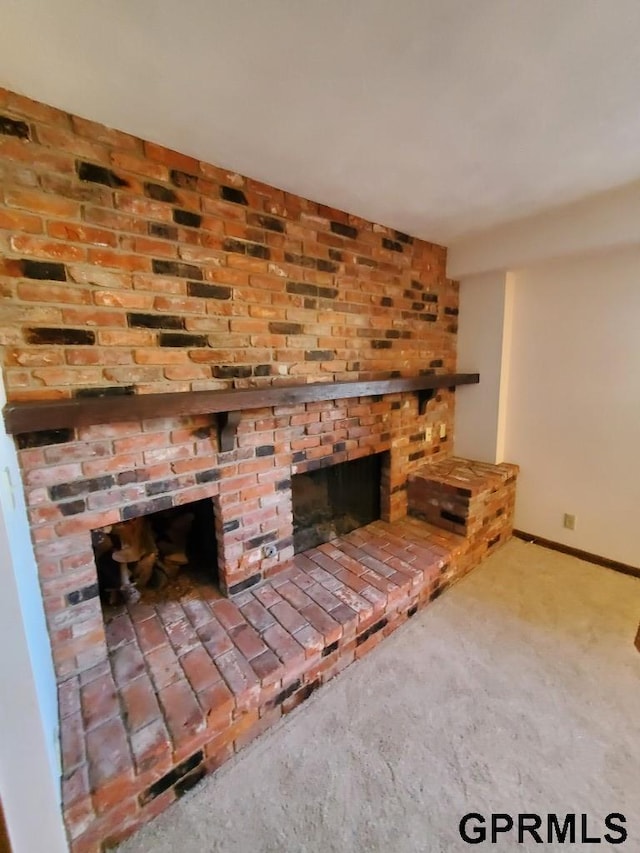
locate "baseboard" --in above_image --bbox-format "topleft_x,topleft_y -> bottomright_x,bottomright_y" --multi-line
513,530 -> 640,580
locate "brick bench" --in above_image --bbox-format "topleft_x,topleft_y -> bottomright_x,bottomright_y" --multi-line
407,456 -> 519,575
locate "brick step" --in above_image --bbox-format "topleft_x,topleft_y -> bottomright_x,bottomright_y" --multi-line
61,517 -> 463,850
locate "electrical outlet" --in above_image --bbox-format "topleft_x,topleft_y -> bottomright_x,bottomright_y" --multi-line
563,513 -> 576,530
425,426 -> 433,442
439,423 -> 447,439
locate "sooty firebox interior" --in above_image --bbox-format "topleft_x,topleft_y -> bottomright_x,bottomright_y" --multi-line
292,453 -> 382,553
92,498 -> 218,608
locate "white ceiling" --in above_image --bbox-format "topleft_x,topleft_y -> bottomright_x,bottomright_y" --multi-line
2,0 -> 640,244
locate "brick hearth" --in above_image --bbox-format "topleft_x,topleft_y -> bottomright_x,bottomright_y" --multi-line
60,514 -> 509,852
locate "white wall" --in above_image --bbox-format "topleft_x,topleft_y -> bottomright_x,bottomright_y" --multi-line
455,272 -> 513,463
448,178 -> 640,279
0,371 -> 68,852
504,248 -> 640,567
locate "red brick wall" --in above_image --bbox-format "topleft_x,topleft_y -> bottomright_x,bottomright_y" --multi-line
20,392 -> 456,681
0,88 -> 471,853
0,86 -> 459,675
0,87 -> 458,402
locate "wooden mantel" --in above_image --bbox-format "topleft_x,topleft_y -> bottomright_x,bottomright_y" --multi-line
3,372 -> 479,450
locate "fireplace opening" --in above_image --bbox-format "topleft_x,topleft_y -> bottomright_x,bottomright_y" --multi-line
91,498 -> 219,612
292,453 -> 382,553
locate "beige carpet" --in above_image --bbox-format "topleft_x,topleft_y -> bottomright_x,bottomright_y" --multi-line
118,539 -> 640,852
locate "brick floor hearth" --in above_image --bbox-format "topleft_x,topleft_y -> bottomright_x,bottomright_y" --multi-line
61,516 -> 477,852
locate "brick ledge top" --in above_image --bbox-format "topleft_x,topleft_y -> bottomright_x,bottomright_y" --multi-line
3,373 -> 479,435
409,456 -> 519,495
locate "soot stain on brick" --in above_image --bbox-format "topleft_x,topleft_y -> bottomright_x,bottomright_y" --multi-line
77,161 -> 128,188
247,213 -> 284,233
66,582 -> 99,606
322,640 -> 339,657
287,282 -> 337,300
268,322 -> 303,335
187,281 -> 231,300
121,496 -> 173,520
148,222 -> 178,240
26,327 -> 95,346
16,428 -> 74,449
246,531 -> 276,550
152,259 -> 203,280
305,350 -> 333,361
213,365 -> 252,379
159,332 -> 208,347
75,386 -> 134,398
144,182 -> 178,203
229,576 -> 263,597
330,221 -> 357,239
127,312 -> 184,330
59,499 -> 86,516
140,751 -> 204,805
170,169 -> 198,189
175,766 -> 206,798
220,186 -> 247,205
173,209 -> 202,228
440,509 -> 465,526
0,115 -> 30,139
195,469 -> 221,484
222,238 -> 270,259
255,445 -> 275,457
145,479 -> 179,496
21,260 -> 66,280
356,618 -> 388,645
50,475 -> 114,501
382,237 -> 403,253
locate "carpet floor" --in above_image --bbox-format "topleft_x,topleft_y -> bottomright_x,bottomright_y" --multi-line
118,538 -> 640,852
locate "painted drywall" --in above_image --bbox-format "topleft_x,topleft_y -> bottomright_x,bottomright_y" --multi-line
4,2 -> 640,242
0,371 -> 68,852
504,248 -> 640,567
454,272 -> 512,464
448,178 -> 640,278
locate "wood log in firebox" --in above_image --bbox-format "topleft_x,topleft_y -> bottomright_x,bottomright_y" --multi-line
92,508 -> 195,604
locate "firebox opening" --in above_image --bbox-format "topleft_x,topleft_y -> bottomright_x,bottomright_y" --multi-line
292,453 -> 382,553
92,498 -> 219,611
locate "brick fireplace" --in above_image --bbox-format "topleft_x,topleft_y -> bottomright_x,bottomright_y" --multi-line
0,87 -> 517,853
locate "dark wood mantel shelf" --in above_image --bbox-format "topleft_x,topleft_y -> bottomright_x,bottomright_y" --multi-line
3,372 -> 479,451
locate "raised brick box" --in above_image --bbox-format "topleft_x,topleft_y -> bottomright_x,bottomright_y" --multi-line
407,456 -> 519,568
